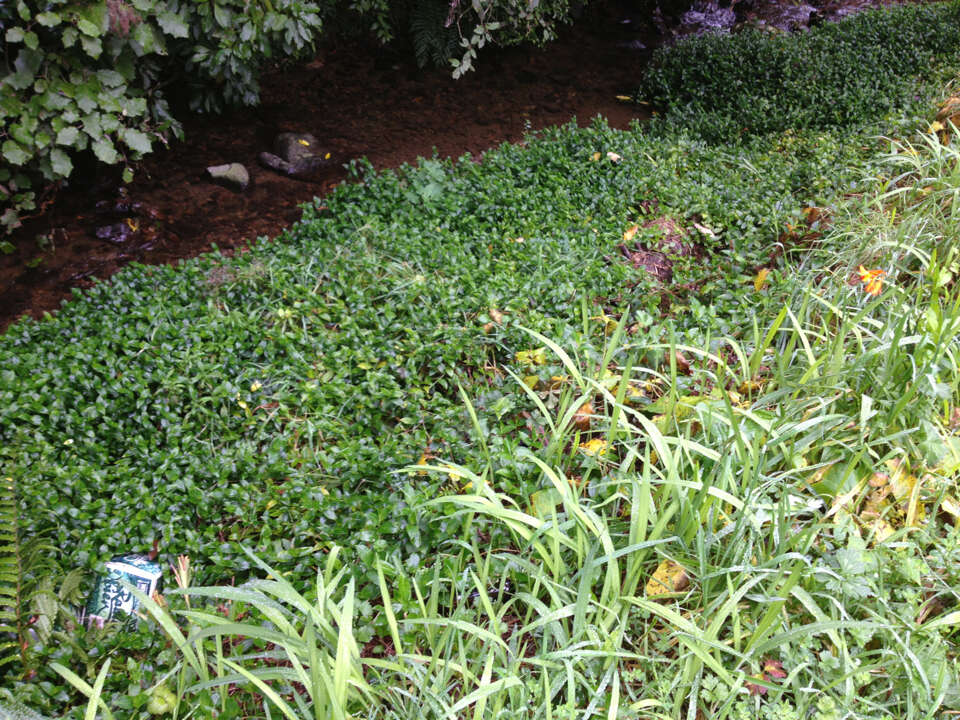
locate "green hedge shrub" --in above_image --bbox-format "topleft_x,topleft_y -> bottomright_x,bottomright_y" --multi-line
638,1 -> 960,141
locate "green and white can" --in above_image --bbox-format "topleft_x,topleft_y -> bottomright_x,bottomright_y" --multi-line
85,554 -> 163,627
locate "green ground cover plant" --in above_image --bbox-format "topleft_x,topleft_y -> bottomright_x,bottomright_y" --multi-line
1,4 -> 959,717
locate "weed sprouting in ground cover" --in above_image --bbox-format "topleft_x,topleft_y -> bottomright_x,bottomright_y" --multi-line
140,126 -> 959,717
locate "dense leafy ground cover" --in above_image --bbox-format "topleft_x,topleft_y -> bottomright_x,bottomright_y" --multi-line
2,3 -> 960,717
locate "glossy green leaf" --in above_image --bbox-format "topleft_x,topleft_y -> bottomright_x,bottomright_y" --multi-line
91,138 -> 118,164
2,140 -> 29,166
121,127 -> 152,154
157,11 -> 189,38
35,12 -> 62,27
49,148 -> 73,177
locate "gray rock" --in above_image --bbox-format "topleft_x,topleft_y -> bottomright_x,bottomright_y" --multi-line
679,1 -> 736,34
95,221 -> 137,245
259,132 -> 332,180
748,1 -> 816,31
207,163 -> 250,192
274,132 -> 320,163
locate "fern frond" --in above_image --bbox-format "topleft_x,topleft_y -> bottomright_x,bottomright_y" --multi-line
0,699 -> 51,720
410,0 -> 461,69
0,476 -> 57,677
0,475 -> 21,673
1,475 -> 66,679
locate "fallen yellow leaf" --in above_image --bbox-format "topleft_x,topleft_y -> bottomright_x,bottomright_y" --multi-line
941,495 -> 960,524
625,383 -> 645,404
573,401 -> 594,431
886,459 -> 917,501
754,267 -> 770,292
867,517 -> 895,544
623,224 -> 639,242
414,452 -> 434,476
738,378 -> 766,394
516,347 -> 548,366
580,438 -> 609,457
645,559 -> 689,596
591,151 -> 602,161
591,312 -> 618,335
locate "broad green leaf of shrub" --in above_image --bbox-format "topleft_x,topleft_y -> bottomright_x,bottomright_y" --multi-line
61,26 -> 78,48
79,35 -> 103,58
2,142 -> 29,166
55,127 -> 80,147
74,2 -> 109,36
91,139 -> 118,164
131,23 -> 159,54
49,148 -> 72,176
156,11 -> 189,38
34,11 -> 61,27
121,128 -> 151,154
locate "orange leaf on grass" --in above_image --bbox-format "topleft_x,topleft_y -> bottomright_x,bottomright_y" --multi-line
857,265 -> 886,296
572,401 -> 594,431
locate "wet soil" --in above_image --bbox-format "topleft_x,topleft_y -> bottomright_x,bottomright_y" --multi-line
0,4 -> 655,332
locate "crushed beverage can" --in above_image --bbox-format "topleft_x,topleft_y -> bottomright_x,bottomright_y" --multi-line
85,554 -> 162,627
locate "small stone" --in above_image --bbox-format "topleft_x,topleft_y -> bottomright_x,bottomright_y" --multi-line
95,221 -> 137,245
274,132 -> 320,164
206,163 -> 250,192
258,151 -> 296,176
258,142 -> 332,180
